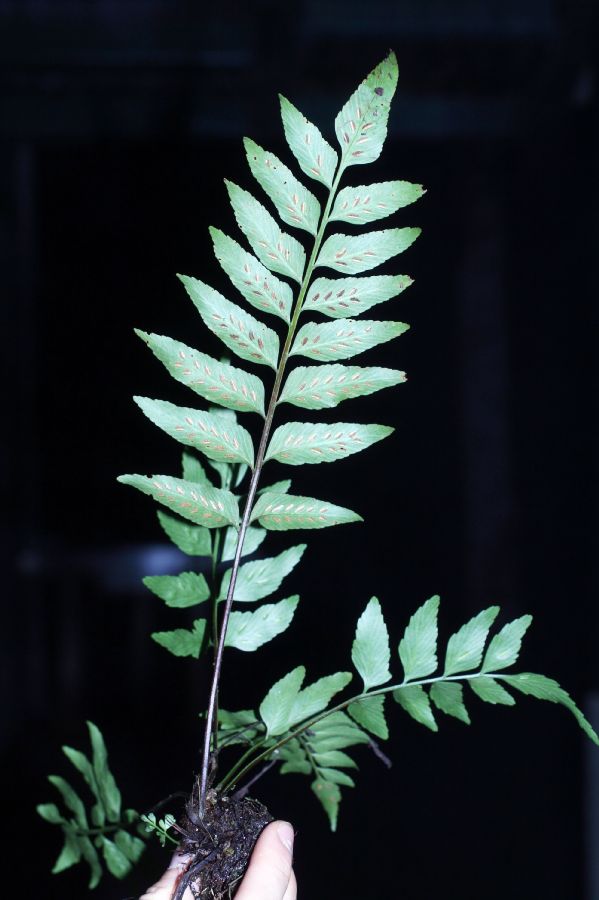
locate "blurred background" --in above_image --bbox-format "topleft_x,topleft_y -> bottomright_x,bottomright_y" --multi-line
2,1 -> 599,897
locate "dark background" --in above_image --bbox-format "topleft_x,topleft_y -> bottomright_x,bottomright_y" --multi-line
2,1 -> 599,897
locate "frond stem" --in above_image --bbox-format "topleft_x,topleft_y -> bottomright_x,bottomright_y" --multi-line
198,166 -> 344,816
219,669 -> 506,791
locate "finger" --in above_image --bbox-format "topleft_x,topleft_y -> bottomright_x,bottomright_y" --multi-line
282,869 -> 297,900
139,851 -> 193,899
235,821 -> 295,900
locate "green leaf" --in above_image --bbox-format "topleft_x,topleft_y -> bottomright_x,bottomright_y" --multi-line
225,596 -> 299,651
244,138 -> 321,235
265,422 -> 392,466
218,709 -> 262,746
151,619 -> 207,658
352,597 -> 391,690
258,479 -> 292,495
157,510 -> 212,557
143,572 -> 210,608
317,228 -> 421,275
335,51 -> 398,169
135,331 -> 266,416
210,227 -> 293,323
317,768 -> 355,788
221,525 -> 267,562
79,836 -> 103,889
279,738 -> 311,775
348,695 -> 389,739
279,95 -> 338,189
444,607 -> 500,676
481,615 -> 533,673
469,676 -> 515,706
312,778 -> 341,831
181,451 -> 212,486
398,596 -> 440,681
52,833 -> 82,874
260,666 -> 306,736
430,682 -> 470,725
219,544 -> 306,602
87,722 -> 121,823
225,181 -> 306,283
330,181 -> 425,225
290,319 -> 409,362
280,363 -> 405,410
117,474 -> 240,529
313,749 -> 357,769
61,746 -> 103,821
37,803 -> 65,825
393,684 -> 438,732
289,672 -> 352,725
308,712 -> 370,749
134,398 -> 255,468
179,274 -> 280,369
251,492 -> 362,530
502,673 -> 599,745
99,836 -> 131,879
304,274 -> 412,319
114,830 -> 145,864
47,775 -> 89,829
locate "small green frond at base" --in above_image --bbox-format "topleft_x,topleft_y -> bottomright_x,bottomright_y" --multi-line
51,832 -> 82,874
398,595 -> 440,681
251,492 -> 362,530
38,724 -> 144,887
151,619 -> 207,658
501,673 -> 599,745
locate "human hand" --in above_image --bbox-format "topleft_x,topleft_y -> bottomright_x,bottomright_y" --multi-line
140,820 -> 296,900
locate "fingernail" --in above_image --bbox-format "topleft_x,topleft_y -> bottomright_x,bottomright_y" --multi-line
277,821 -> 294,854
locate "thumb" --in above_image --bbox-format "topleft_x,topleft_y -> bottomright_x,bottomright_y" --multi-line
235,820 -> 296,900
139,851 -> 193,899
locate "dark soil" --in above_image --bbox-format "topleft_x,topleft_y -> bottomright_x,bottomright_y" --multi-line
172,787 -> 273,899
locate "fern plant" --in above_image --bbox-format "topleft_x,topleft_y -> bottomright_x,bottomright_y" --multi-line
38,51 -> 598,898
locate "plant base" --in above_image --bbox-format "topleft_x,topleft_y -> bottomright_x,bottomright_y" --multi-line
173,788 -> 273,899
